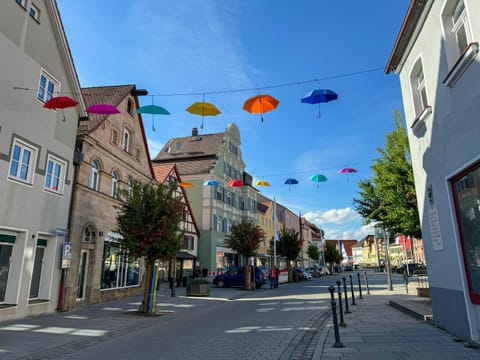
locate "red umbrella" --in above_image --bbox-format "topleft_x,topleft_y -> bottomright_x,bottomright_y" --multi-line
43,96 -> 78,109
227,179 -> 244,187
86,104 -> 120,115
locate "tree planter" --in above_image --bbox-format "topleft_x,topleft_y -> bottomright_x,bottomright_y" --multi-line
416,287 -> 430,298
186,280 -> 210,297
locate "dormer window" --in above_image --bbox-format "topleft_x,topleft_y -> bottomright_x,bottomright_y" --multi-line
127,99 -> 134,116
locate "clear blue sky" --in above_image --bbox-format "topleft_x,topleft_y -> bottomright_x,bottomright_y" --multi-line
57,1 -> 409,241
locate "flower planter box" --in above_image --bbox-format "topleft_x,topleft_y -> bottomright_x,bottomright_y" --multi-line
416,287 -> 430,298
186,283 -> 210,297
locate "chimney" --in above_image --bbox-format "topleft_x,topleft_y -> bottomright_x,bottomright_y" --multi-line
192,127 -> 198,137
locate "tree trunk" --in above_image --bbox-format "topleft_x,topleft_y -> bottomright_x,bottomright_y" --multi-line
244,264 -> 251,290
140,263 -> 158,315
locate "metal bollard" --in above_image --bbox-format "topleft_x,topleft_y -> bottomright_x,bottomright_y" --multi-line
365,271 -> 370,295
349,274 -> 357,305
328,286 -> 345,348
336,280 -> 346,327
342,277 -> 351,314
357,272 -> 364,299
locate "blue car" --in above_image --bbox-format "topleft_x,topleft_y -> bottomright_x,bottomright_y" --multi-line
213,267 -> 266,289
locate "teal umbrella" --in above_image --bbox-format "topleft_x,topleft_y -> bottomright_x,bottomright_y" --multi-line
309,174 -> 328,187
137,105 -> 170,115
136,102 -> 170,131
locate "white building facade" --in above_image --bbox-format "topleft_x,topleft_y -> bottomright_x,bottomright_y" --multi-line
0,1 -> 84,320
386,0 -> 480,342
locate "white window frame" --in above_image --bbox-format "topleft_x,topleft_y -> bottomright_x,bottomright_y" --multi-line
110,171 -> 119,197
8,138 -> 37,185
82,225 -> 96,243
88,160 -> 100,190
451,0 -> 471,56
122,129 -> 131,153
29,2 -> 40,22
37,69 -> 59,103
44,154 -> 66,194
416,69 -> 428,111
15,0 -> 27,8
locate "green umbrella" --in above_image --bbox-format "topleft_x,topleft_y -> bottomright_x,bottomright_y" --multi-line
309,174 -> 328,187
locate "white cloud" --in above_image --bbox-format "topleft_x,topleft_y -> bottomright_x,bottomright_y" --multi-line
304,207 -> 360,225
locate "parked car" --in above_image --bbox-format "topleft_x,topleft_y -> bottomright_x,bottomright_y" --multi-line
343,265 -> 353,271
396,263 -> 427,276
303,270 -> 313,280
293,267 -> 306,281
212,266 -> 266,288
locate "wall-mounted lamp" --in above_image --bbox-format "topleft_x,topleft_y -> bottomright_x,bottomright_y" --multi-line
31,233 -> 36,240
427,185 -> 434,205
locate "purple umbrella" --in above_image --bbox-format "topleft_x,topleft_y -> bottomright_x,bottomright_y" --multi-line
86,104 -> 120,115
338,167 -> 357,182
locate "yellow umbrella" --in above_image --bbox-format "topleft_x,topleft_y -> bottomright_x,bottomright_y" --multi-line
186,101 -> 221,129
255,180 -> 270,187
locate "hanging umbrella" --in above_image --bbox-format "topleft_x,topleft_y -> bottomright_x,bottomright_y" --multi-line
243,94 -> 279,122
338,167 -> 357,182
137,103 -> 170,131
179,181 -> 193,188
254,180 -> 270,187
186,101 -> 221,129
86,104 -> 120,115
227,179 -> 244,187
301,89 -> 338,118
203,179 -> 219,186
309,174 -> 328,187
43,96 -> 79,122
137,105 -> 170,115
284,178 -> 298,192
43,96 -> 78,109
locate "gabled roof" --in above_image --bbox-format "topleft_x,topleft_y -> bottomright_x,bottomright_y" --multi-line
151,163 -> 200,236
79,85 -> 135,134
77,84 -> 154,178
152,130 -> 226,175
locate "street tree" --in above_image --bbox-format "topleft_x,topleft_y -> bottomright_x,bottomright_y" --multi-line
278,228 -> 303,282
224,221 -> 265,290
307,244 -> 320,262
324,242 -> 341,274
115,178 -> 185,315
353,110 -> 422,238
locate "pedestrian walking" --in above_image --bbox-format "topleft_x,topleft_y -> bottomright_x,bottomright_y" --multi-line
269,267 -> 277,289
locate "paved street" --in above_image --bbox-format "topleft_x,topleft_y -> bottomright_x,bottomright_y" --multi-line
0,271 -> 479,359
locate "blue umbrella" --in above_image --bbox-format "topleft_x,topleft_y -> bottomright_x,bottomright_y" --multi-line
203,179 -> 219,186
284,178 -> 298,192
301,89 -> 338,118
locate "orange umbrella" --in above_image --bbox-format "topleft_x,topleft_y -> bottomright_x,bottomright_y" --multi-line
243,94 -> 279,122
179,181 -> 193,188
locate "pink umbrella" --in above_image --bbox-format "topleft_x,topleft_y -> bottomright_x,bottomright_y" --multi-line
86,104 -> 120,115
338,167 -> 357,182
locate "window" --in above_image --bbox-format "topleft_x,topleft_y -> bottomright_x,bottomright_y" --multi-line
217,216 -> 222,232
82,225 -> 96,243
451,0 -> 470,55
15,0 -> 27,8
410,60 -> 429,118
110,171 -> 119,197
101,241 -> 140,289
451,162 -> 480,303
216,186 -> 223,201
88,160 -> 100,190
0,237 -> 14,302
29,3 -> 40,21
122,129 -> 131,153
222,218 -> 228,233
111,129 -> 119,145
44,155 -> 66,194
127,177 -> 132,197
127,99 -> 134,116
29,239 -> 46,299
183,235 -> 194,250
37,70 -> 58,103
9,138 -> 37,184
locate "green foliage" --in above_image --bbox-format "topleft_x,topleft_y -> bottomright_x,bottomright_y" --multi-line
307,244 -> 320,261
278,228 -> 303,262
115,178 -> 185,266
353,110 -> 422,238
224,221 -> 265,258
324,242 -> 341,265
